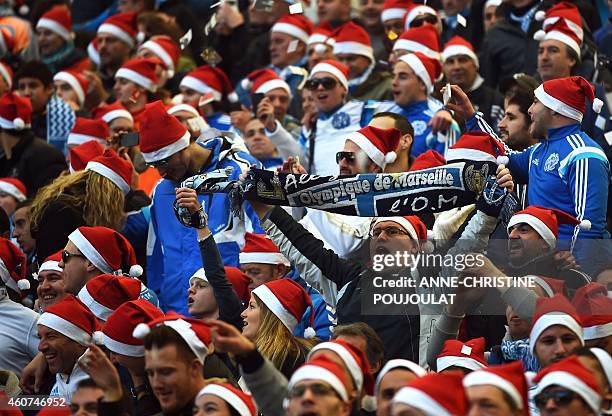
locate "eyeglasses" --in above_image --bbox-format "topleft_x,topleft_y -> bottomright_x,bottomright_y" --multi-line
147,156 -> 171,169
288,383 -> 338,399
370,226 -> 410,239
62,250 -> 85,264
409,15 -> 438,28
336,151 -> 356,164
534,390 -> 578,409
305,77 -> 338,91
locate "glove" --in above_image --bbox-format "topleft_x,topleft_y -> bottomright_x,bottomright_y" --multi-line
173,200 -> 209,229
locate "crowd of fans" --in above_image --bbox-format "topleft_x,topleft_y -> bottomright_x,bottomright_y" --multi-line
0,0 -> 610,415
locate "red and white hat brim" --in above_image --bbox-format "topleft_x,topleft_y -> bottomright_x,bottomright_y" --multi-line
140,40 -> 175,75
436,356 -> 486,372
38,260 -> 62,275
507,213 -> 556,245
101,109 -> 133,124
198,384 -> 254,416
529,313 -> 584,353
405,5 -> 437,28
333,41 -> 374,62
0,181 -> 26,201
189,267 -> 208,286
179,76 -> 222,101
67,133 -> 105,147
534,84 -> 583,122
115,67 -> 156,92
86,161 -> 130,194
345,131 -> 388,169
372,217 -> 419,240
310,62 -> 348,90
463,370 -> 523,410
445,148 -> 499,164
252,284 -> 298,332
308,342 -> 363,392
163,318 -> 208,363
393,386 -> 452,416
0,115 -> 30,130
38,312 -> 92,346
254,79 -> 291,97
98,23 -> 135,47
271,22 -> 310,44
289,365 -> 349,402
307,33 -> 334,46
168,104 -> 200,118
141,129 -> 190,163
102,332 -> 144,357
37,18 -> 72,41
375,359 -> 426,393
381,8 -> 407,22
398,53 -> 433,94
68,228 -> 113,274
442,44 -> 479,67
239,252 -> 290,266
0,258 -> 16,292
393,39 -> 440,60
540,30 -> 581,58
77,284 -> 114,322
583,321 -> 612,340
534,370 -> 601,413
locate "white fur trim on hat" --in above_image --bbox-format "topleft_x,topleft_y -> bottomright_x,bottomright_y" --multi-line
179,76 -> 222,101
583,321 -> 612,341
309,342 -> 363,391
533,370 -> 601,413
141,129 -> 190,163
164,318 -> 208,363
393,386 -> 452,416
308,33 -> 334,46
529,313 -> 584,353
252,284 -> 298,331
381,8 -> 407,22
372,217 -> 419,241
590,348 -> 612,387
140,40 -> 175,75
77,284 -> 115,322
67,133 -> 105,147
116,67 -> 156,92
484,0 -> 502,9
445,148 -> 497,164
0,181 -> 25,201
540,30 -> 581,58
393,39 -> 440,59
254,79 -> 291,96
0,115 -> 30,130
289,365 -> 349,401
0,258 -> 17,292
464,370 -> 523,410
507,213 -> 556,246
102,109 -> 133,123
37,18 -> 72,41
38,312 -> 92,346
102,333 -> 145,357
189,267 -> 208,286
345,131 -> 388,168
442,45 -> 479,68
86,161 -> 131,194
197,384 -> 253,416
309,62 -> 348,90
38,260 -> 62,275
534,84 -> 583,122
405,5 -> 437,28
398,53 -> 433,93
68,228 -> 113,274
437,356 -> 486,372
168,104 -> 200,117
239,252 -> 290,266
333,41 -> 374,62
98,23 -> 135,47
375,359 -> 426,393
532,276 -> 555,297
271,22 -> 309,44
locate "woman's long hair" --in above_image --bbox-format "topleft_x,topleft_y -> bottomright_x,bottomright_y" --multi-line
30,170 -> 125,231
253,294 -> 318,373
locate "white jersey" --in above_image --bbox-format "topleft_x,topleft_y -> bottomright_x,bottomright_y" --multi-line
0,297 -> 39,378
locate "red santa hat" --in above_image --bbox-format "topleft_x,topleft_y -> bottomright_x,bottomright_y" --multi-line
139,100 -> 190,163
68,226 -> 143,277
115,57 -> 159,92
0,92 -> 32,130
309,60 -> 349,90
37,251 -> 63,276
0,62 -> 13,90
98,12 -> 137,47
139,35 -> 180,78
371,215 -> 430,245
590,348 -> 612,390
393,371 -> 468,416
393,24 -> 441,59
307,27 -> 335,50
530,294 -> 584,353
437,337 -> 488,372
78,274 -> 143,321
102,298 -> 163,357
132,312 -> 212,363
308,339 -> 374,395
535,76 -> 603,122
397,52 -> 440,94
534,18 -> 582,58
409,149 -> 446,171
534,1 -> 583,45
344,125 -> 400,168
375,359 -> 426,393
68,117 -> 109,147
197,383 -> 256,416
442,35 -> 479,67
69,140 -> 105,173
85,149 -> 132,195
381,0 -> 413,23
243,69 -> 291,97
446,131 -> 508,164
271,14 -> 313,44
0,178 -> 26,202
507,206 -> 588,245
252,278 -> 315,337
167,103 -> 201,118
92,101 -> 134,124
240,232 -> 290,266
572,283 -> 612,341
533,355 -> 602,413
404,4 -> 438,30
531,276 -> 567,297
288,357 -> 352,402
332,21 -> 374,62
463,361 -> 529,416
223,266 -> 251,304
37,295 -> 101,346
36,5 -> 73,41
53,70 -> 89,106
180,65 -> 237,103
0,238 -> 28,292
87,39 -> 100,66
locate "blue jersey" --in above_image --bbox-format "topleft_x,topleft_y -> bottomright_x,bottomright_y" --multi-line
207,112 -> 233,131
147,138 -> 264,313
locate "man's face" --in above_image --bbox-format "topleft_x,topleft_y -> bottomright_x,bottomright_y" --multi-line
152,149 -> 189,182
58,240 -> 91,294
38,325 -> 86,374
369,220 -> 419,273
37,270 -> 66,312
335,54 -> 371,79
466,385 -> 517,416
70,386 -> 104,416
368,116 -> 413,162
17,77 -> 52,114
270,33 -> 303,68
498,103 -> 533,151
244,119 -> 278,161
505,303 -> 531,340
392,62 -> 426,106
537,40 -> 575,82
145,344 -> 200,414
308,44 -> 335,70
507,223 -> 550,266
376,370 -> 419,416
12,206 -> 35,253
286,380 -> 351,416
266,88 -> 290,121
528,97 -> 554,140
359,0 -> 385,28
187,278 -> 218,318
383,19 -> 405,40
37,28 -> 65,57
97,33 -> 131,68
109,117 -> 134,135
317,0 -> 349,23
179,86 -> 203,109
310,72 -> 346,113
536,386 -> 593,416
0,193 -> 17,216
113,77 -> 139,106
535,325 -> 582,368
53,80 -> 80,107
338,139 -> 379,176
443,55 -> 478,90
442,0 -> 469,15
241,262 -> 278,290
483,5 -> 498,31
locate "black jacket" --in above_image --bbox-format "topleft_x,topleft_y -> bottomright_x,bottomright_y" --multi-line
468,83 -> 504,133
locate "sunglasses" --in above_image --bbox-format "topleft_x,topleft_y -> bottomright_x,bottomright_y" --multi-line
534,390 -> 578,408
410,15 -> 438,28
305,77 -> 338,91
62,250 -> 85,264
288,383 -> 338,399
336,151 -> 356,164
147,156 -> 171,169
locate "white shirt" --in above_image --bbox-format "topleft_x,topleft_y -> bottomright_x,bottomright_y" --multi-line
0,296 -> 39,377
49,358 -> 90,403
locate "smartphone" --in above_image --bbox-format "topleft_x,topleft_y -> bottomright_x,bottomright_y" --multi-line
251,93 -> 266,112
120,131 -> 140,147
